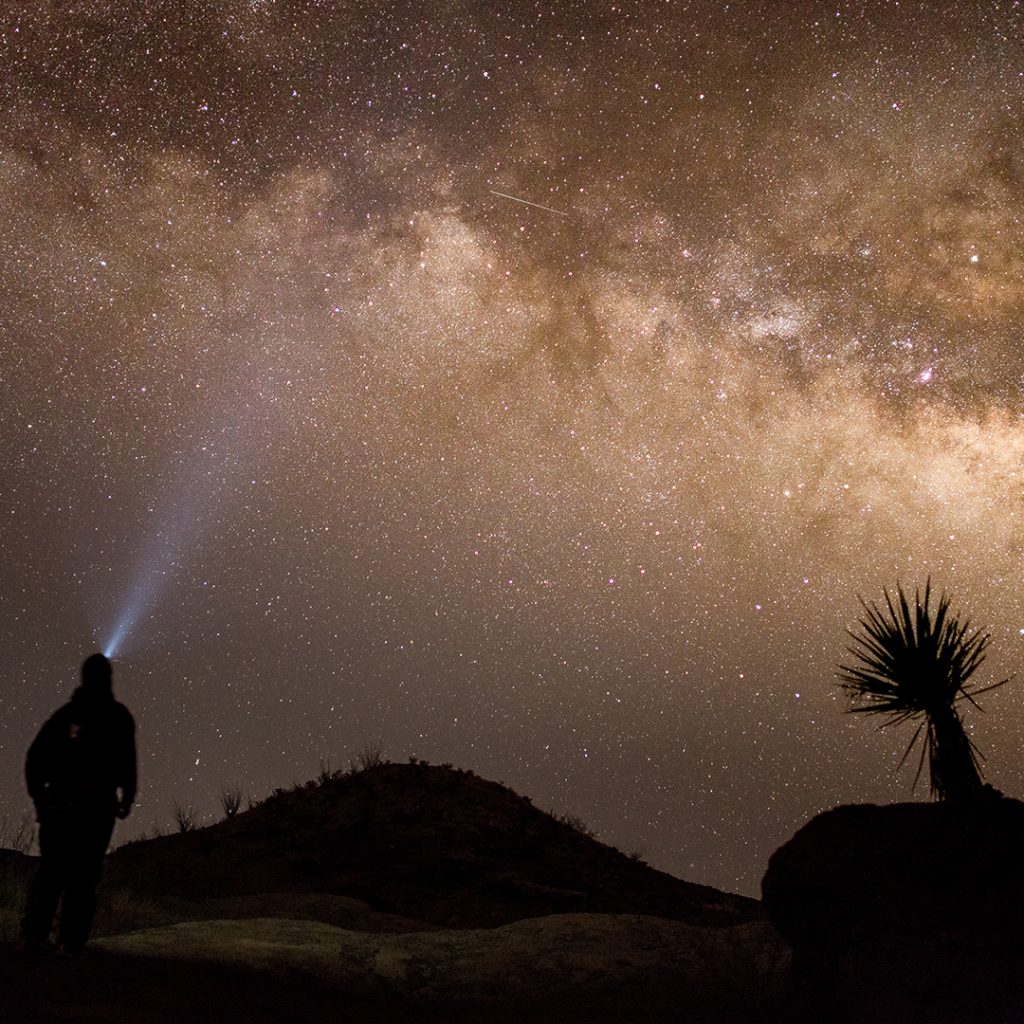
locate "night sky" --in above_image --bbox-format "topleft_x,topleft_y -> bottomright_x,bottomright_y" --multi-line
2,1 -> 1024,897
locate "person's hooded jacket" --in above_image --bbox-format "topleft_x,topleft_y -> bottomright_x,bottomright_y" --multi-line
26,681 -> 136,819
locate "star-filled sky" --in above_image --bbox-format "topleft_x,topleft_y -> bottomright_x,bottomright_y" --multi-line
3,1 -> 1024,896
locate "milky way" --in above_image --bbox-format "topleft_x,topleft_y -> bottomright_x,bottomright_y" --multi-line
2,2 -> 1024,895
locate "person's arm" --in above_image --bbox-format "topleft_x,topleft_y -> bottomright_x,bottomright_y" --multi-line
116,710 -> 137,819
25,715 -> 59,818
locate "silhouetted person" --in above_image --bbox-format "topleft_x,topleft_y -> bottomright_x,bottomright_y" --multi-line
20,653 -> 136,955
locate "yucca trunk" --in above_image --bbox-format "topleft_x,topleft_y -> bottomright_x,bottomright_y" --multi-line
928,706 -> 983,802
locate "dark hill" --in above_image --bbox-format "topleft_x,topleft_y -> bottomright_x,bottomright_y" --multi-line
103,762 -> 758,929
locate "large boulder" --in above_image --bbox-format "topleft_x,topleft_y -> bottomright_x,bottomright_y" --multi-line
762,794 -> 1024,1022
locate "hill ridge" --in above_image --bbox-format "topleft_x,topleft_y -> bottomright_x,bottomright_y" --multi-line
100,761 -> 758,929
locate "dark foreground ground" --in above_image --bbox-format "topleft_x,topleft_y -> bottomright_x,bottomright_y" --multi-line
11,939 -> 1024,1024
0,941 -> 792,1024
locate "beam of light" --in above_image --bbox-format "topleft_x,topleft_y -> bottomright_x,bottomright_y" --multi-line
96,316 -> 317,658
94,298 -> 324,659
488,189 -> 569,217
100,428 -> 247,660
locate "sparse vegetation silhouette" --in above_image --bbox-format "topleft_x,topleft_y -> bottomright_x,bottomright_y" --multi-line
355,740 -> 385,771
317,756 -> 335,783
219,785 -> 244,820
838,580 -> 1008,800
553,811 -> 596,839
171,799 -> 199,833
0,811 -> 35,854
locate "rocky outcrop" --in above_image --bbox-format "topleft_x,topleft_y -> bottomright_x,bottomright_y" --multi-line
762,794 -> 1024,1022
98,913 -> 789,1015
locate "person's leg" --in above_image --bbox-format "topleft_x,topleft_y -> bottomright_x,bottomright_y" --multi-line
20,817 -> 70,947
56,813 -> 115,954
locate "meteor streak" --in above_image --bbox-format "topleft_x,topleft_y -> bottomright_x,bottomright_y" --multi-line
488,190 -> 569,216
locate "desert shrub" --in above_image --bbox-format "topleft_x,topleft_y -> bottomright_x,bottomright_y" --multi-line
554,811 -> 596,839
172,799 -> 198,833
0,812 -> 35,854
355,740 -> 386,771
220,785 -> 244,819
317,756 -> 335,784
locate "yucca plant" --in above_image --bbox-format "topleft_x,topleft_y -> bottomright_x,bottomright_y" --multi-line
838,580 -> 1007,801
